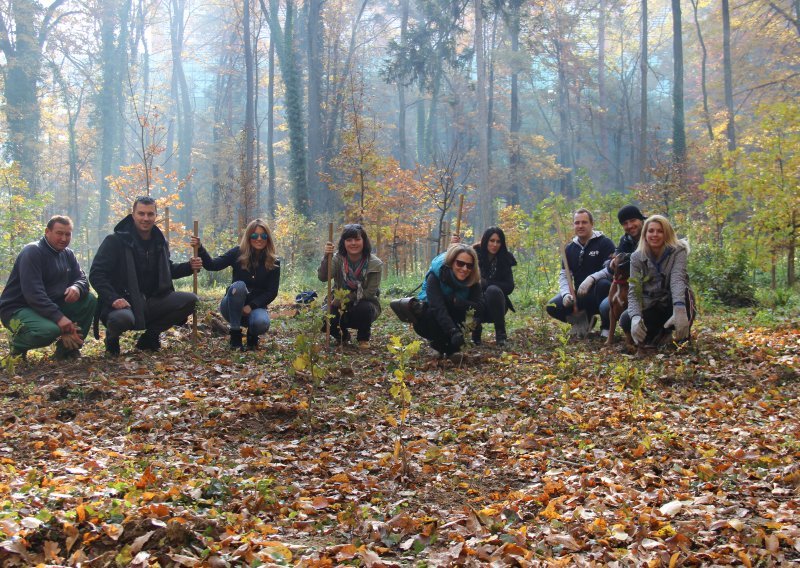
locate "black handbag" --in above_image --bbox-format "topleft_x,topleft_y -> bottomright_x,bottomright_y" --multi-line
390,297 -> 426,323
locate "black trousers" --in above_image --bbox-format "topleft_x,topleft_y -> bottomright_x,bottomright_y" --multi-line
413,313 -> 458,355
106,291 -> 197,338
325,301 -> 377,341
546,278 -> 611,324
476,285 -> 507,338
619,289 -> 696,342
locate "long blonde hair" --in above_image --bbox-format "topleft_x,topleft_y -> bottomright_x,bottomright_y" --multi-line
445,244 -> 481,287
637,215 -> 679,257
238,219 -> 277,270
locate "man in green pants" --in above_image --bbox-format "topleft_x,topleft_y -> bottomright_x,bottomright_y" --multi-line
0,215 -> 96,360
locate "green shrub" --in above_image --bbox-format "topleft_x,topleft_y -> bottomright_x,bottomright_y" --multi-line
689,244 -> 756,307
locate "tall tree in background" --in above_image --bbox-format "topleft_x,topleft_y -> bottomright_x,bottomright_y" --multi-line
0,0 -> 68,195
307,0 -> 324,211
474,0 -> 491,226
639,0 -> 648,182
690,0 -> 714,141
722,0 -> 736,150
169,0 -> 194,225
506,0 -> 522,205
383,0 -> 471,164
259,0 -> 308,214
242,0 -> 257,228
98,0 -> 132,231
671,0 -> 686,171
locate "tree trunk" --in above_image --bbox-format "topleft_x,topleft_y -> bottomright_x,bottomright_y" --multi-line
672,0 -> 686,171
722,0 -> 736,151
259,0 -> 308,214
397,0 -> 410,169
243,0 -> 256,229
691,0 -> 714,141
267,36 -> 276,217
508,0 -> 521,205
474,0 -> 491,226
170,0 -> 194,225
98,0 -> 130,231
556,41 -> 575,197
639,0 -> 648,182
307,0 -> 323,211
598,0 -> 607,152
0,0 -> 66,194
417,95 -> 426,164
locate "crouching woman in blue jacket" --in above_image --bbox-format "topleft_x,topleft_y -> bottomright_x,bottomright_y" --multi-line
412,244 -> 484,357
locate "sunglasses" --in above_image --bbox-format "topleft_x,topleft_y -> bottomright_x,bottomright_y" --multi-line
250,233 -> 269,241
577,248 -> 585,268
454,259 -> 474,270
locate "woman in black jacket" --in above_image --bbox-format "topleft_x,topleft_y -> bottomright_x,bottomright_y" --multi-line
472,227 -> 516,346
453,227 -> 517,345
192,219 -> 280,350
412,244 -> 484,357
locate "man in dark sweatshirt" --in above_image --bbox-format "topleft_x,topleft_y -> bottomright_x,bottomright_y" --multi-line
90,196 -> 202,356
546,208 -> 615,334
0,215 -> 96,359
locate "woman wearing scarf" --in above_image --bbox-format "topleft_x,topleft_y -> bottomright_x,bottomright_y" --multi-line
412,244 -> 485,358
317,224 -> 383,348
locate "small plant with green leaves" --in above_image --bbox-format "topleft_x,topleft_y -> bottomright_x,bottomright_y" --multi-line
610,361 -> 647,412
290,300 -> 327,385
1,319 -> 23,375
554,322 -> 576,381
289,300 -> 328,430
387,335 -> 421,480
331,288 -> 351,348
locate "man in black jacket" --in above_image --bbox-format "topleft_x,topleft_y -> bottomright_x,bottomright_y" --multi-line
546,208 -> 615,333
576,205 -> 646,338
90,196 -> 202,355
0,215 -> 96,359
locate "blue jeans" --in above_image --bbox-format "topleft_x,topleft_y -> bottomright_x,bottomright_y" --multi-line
220,281 -> 270,335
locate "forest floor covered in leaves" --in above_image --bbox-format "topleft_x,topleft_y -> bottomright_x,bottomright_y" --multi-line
0,300 -> 798,567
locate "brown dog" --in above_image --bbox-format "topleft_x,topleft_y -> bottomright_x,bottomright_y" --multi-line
606,253 -> 632,346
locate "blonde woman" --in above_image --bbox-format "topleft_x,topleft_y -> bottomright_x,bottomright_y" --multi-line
412,244 -> 484,356
192,219 -> 280,350
620,215 -> 695,345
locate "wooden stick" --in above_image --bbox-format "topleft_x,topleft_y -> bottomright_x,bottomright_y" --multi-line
326,223 -> 333,349
165,206 -> 170,245
192,220 -> 199,343
455,194 -> 465,239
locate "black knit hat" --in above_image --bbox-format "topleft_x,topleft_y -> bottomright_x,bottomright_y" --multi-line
617,205 -> 646,224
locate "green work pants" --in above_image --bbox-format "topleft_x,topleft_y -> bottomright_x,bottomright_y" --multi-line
3,293 -> 97,355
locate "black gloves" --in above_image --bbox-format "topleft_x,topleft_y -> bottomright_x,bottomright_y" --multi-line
450,331 -> 464,349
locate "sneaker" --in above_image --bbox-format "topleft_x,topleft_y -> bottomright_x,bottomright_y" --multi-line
600,329 -> 609,339
135,331 -> 161,352
105,336 -> 121,357
357,340 -> 370,350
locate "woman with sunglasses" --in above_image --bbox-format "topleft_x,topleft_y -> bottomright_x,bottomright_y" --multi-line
317,224 -> 383,348
412,244 -> 484,358
191,219 -> 280,350
453,227 -> 517,346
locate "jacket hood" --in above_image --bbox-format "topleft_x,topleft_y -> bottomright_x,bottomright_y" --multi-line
572,230 -> 605,246
113,214 -> 166,246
